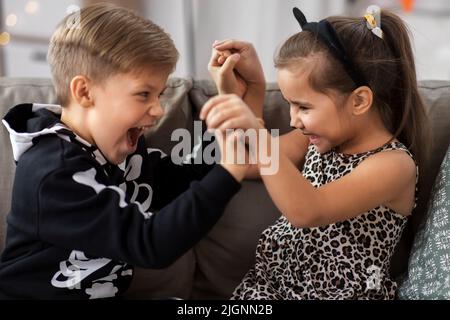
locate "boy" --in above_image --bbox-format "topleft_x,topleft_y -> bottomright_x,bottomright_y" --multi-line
0,4 -> 247,299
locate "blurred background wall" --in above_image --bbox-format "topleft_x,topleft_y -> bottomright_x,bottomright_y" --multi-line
1,0 -> 449,82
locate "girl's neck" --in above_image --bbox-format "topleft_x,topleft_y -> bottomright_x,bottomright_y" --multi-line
336,112 -> 394,155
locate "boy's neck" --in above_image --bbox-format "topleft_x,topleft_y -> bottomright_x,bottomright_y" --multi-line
60,103 -> 95,146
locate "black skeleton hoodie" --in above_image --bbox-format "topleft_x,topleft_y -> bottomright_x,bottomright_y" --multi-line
0,103 -> 241,299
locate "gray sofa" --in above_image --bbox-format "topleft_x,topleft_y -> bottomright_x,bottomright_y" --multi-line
0,77 -> 449,299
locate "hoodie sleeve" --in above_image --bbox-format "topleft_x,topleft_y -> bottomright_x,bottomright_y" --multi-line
37,145 -> 240,269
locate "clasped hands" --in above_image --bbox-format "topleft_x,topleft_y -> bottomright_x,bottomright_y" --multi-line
201,39 -> 267,175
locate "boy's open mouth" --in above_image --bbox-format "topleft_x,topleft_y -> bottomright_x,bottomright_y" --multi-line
127,127 -> 148,147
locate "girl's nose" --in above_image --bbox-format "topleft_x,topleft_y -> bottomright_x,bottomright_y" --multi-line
290,106 -> 303,129
290,117 -> 296,128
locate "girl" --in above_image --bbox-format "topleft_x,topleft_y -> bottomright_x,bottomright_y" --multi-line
200,6 -> 430,299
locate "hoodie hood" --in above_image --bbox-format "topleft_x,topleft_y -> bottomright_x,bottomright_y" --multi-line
2,103 -> 93,162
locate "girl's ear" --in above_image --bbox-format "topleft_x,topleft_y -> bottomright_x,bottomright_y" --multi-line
350,86 -> 373,116
69,75 -> 94,108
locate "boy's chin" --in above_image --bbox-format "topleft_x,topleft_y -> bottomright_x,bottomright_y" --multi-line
104,152 -> 127,165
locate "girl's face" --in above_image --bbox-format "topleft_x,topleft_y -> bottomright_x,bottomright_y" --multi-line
277,67 -> 353,154
85,69 -> 169,164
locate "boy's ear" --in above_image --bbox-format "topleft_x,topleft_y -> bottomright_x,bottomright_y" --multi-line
349,86 -> 373,116
69,75 -> 94,108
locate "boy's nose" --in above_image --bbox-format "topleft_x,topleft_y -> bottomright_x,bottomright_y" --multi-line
150,100 -> 164,118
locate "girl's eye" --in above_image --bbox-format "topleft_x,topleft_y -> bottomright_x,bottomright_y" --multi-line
139,92 -> 149,98
290,104 -> 308,111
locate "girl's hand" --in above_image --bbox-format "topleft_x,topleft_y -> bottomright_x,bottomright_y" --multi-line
215,129 -> 250,182
200,94 -> 263,132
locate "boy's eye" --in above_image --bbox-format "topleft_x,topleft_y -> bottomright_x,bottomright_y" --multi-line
138,92 -> 149,98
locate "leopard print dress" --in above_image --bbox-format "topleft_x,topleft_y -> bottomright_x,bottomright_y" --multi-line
232,141 -> 417,300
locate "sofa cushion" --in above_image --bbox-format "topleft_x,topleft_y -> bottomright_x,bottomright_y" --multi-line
191,180 -> 281,299
390,81 -> 450,278
397,146 -> 450,299
124,250 -> 196,299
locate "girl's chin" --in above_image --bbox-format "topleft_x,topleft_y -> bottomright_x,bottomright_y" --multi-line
313,142 -> 333,154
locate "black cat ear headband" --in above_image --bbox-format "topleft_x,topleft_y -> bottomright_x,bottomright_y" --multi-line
292,7 -> 368,87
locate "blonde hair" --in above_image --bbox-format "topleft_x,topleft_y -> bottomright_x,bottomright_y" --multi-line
47,3 -> 179,106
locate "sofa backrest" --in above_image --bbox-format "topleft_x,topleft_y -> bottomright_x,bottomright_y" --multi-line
1,77 -> 449,276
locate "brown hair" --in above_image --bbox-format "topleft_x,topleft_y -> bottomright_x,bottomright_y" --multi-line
47,3 -> 179,106
274,10 -> 430,169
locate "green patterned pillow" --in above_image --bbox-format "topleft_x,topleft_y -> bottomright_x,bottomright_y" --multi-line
398,146 -> 450,299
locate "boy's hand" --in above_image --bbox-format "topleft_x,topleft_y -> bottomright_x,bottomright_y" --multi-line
208,40 -> 266,117
212,40 -> 265,89
208,48 -> 247,98
200,94 -> 263,132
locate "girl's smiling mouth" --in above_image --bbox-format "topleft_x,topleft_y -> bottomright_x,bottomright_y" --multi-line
301,131 -> 321,145
308,135 -> 320,144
